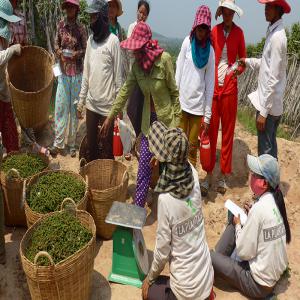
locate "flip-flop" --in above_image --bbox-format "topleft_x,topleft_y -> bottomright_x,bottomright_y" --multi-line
217,178 -> 228,195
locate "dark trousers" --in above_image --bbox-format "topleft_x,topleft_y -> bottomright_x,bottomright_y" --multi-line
0,186 -> 5,259
257,112 -> 281,159
210,224 -> 273,299
86,109 -> 114,162
0,149 -> 5,259
148,276 -> 177,300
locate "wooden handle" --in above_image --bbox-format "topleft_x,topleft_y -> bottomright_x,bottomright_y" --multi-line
6,168 -> 21,180
34,251 -> 55,266
60,198 -> 76,211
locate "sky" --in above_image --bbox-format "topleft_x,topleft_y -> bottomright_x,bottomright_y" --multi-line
118,0 -> 300,44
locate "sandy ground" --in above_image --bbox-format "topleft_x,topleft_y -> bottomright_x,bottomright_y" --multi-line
0,119 -> 299,300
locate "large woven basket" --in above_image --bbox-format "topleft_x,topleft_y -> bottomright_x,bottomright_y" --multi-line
25,170 -> 88,228
80,159 -> 129,239
0,152 -> 49,227
20,199 -> 96,300
78,134 -> 99,162
7,46 -> 54,130
135,134 -> 159,190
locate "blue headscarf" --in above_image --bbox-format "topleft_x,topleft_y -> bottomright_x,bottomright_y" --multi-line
191,35 -> 211,69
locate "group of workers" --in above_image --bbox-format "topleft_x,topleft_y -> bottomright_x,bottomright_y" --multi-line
0,0 -> 293,299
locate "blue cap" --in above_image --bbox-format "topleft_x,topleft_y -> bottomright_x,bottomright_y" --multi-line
0,0 -> 21,23
0,18 -> 10,41
247,154 -> 280,189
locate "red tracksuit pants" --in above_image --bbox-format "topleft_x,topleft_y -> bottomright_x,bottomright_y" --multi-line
207,93 -> 237,175
0,101 -> 19,153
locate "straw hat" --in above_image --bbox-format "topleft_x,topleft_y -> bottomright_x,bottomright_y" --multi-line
107,0 -> 123,17
215,0 -> 243,20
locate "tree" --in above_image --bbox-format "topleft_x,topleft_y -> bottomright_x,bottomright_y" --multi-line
286,22 -> 300,58
247,22 -> 300,59
246,37 -> 266,58
25,0 -> 89,52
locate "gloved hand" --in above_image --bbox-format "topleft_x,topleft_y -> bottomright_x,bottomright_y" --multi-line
11,44 -> 21,56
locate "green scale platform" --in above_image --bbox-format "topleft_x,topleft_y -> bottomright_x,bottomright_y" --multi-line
105,202 -> 149,288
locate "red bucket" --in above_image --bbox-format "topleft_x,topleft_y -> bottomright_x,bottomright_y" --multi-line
200,132 -> 211,172
113,119 -> 123,157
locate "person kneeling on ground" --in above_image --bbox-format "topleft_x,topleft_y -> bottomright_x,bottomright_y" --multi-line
210,154 -> 291,299
142,121 -> 214,300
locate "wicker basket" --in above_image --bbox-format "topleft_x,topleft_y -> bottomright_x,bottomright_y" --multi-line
25,170 -> 88,228
0,152 -> 49,227
7,46 -> 54,130
20,199 -> 96,300
135,134 -> 159,190
80,159 -> 129,239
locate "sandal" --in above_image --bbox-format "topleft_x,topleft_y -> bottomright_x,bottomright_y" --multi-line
217,177 -> 228,195
70,148 -> 76,158
48,146 -> 59,157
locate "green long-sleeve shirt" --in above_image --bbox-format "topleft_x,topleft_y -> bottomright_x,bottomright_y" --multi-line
109,52 -> 181,136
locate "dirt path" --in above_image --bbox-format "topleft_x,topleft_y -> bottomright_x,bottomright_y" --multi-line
1,121 -> 299,300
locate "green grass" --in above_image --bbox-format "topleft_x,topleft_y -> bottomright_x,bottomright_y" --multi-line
237,107 -> 293,140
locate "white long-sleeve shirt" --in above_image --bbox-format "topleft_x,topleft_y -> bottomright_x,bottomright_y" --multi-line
79,34 -> 122,116
235,192 -> 288,287
148,166 -> 214,300
246,19 -> 287,118
175,36 -> 215,123
127,21 -> 137,38
0,46 -> 15,103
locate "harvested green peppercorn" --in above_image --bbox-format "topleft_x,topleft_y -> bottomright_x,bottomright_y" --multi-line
27,172 -> 85,214
1,153 -> 46,179
26,212 -> 92,265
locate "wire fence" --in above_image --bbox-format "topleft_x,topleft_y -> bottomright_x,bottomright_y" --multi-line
238,55 -> 300,138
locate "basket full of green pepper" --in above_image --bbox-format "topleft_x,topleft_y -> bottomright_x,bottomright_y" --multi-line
0,152 -> 49,227
25,170 -> 88,228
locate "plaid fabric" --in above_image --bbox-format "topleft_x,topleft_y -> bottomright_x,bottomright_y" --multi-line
9,10 -> 27,45
121,22 -> 164,73
148,121 -> 194,199
148,121 -> 189,164
121,21 -> 151,50
190,5 -> 212,38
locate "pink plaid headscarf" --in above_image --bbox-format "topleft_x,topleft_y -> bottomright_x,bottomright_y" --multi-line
190,5 -> 212,40
121,22 -> 164,73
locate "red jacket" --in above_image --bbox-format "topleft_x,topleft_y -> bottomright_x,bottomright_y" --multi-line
211,22 -> 246,97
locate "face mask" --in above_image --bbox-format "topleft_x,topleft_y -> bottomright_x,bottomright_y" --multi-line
250,174 -> 267,197
90,13 -> 109,43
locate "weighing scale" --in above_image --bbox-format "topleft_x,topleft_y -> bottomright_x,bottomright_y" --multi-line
106,201 -> 149,288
